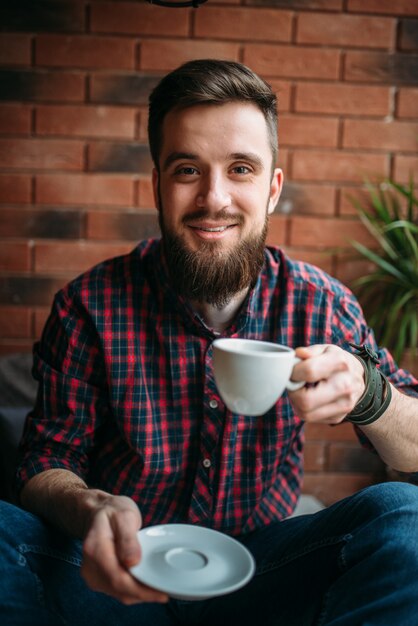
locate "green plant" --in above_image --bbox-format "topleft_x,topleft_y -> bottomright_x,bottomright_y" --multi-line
349,178 -> 418,363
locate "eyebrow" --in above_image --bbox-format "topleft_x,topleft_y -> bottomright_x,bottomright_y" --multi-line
162,152 -> 197,172
230,152 -> 264,169
162,151 -> 265,172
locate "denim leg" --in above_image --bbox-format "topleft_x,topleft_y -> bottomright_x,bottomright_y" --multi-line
317,482 -> 418,626
180,482 -> 418,626
0,501 -> 178,626
3,483 -> 417,625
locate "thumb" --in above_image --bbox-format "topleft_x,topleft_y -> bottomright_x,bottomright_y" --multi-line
295,344 -> 327,360
114,510 -> 142,568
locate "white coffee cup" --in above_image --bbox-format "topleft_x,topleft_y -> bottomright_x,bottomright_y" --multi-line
212,338 -> 305,416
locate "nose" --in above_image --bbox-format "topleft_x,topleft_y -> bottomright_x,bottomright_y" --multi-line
196,172 -> 232,211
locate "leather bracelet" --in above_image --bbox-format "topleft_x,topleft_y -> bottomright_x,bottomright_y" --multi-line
345,343 -> 392,426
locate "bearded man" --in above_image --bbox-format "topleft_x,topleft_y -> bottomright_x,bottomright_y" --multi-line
1,59 -> 417,626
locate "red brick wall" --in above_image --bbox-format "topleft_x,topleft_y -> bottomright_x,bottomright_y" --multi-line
1,0 -> 417,503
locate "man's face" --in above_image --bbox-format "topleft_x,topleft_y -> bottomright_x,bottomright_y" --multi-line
152,102 -> 283,306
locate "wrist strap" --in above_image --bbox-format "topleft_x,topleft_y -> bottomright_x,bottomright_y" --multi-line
345,343 -> 392,426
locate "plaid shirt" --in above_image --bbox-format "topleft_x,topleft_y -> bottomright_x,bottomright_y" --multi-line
17,240 -> 418,536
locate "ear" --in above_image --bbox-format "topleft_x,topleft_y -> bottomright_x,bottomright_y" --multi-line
152,168 -> 160,212
267,168 -> 283,215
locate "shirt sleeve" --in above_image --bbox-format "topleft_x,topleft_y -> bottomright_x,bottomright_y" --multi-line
15,286 -> 110,493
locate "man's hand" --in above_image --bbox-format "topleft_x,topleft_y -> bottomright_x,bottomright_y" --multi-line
289,344 -> 365,424
81,494 -> 169,605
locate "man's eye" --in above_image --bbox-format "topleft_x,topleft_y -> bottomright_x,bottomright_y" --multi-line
175,166 -> 199,176
232,165 -> 251,175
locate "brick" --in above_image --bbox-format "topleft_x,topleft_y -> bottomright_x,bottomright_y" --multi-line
396,88 -> 418,118
328,443 -> 385,473
0,342 -> 34,355
276,182 -> 337,216
304,441 -> 327,472
289,215 -> 375,248
282,247 -> 335,274
137,109 -> 149,143
334,252 -> 377,289
138,178 -> 155,208
268,80 -> 292,113
400,351 -> 418,377
0,70 -> 85,103
0,1 -> 85,32
36,105 -> 136,139
400,19 -> 418,51
90,73 -> 160,106
0,34 -> 31,66
277,148 -> 289,172
86,211 -> 160,241
34,307 -> 50,338
245,0 -> 343,9
280,114 -> 339,148
88,142 -> 153,174
344,52 -> 418,85
305,421 -> 359,442
0,242 -> 30,271
266,215 -> 288,246
36,173 -> 135,206
291,150 -> 388,183
34,241 -> 134,272
302,473 -> 380,506
339,185 -> 373,216
298,13 -> 394,48
0,306 -> 31,339
194,7 -> 292,42
0,276 -> 67,306
0,139 -> 84,171
393,155 -> 418,183
140,40 -> 239,71
0,208 -> 83,239
244,44 -> 340,80
295,83 -> 391,117
91,1 -> 189,37
0,104 -> 32,135
347,0 -> 418,17
343,120 -> 418,152
0,174 -> 32,204
35,34 -> 137,70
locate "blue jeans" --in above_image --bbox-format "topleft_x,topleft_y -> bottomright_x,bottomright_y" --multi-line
1,482 -> 418,626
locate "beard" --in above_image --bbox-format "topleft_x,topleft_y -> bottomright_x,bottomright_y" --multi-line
158,204 -> 269,309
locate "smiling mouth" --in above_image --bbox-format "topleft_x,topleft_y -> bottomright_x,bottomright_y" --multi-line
189,224 -> 236,232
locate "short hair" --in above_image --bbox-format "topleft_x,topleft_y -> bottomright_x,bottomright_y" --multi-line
148,59 -> 278,170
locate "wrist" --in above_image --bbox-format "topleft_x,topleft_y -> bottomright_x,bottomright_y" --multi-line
345,343 -> 392,426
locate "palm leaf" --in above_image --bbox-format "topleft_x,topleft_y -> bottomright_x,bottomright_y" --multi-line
350,241 -> 408,283
348,176 -> 418,361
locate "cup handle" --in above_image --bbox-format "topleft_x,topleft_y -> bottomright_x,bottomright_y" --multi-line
286,356 -> 305,391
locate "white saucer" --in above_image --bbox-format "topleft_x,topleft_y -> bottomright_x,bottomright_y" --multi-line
129,524 -> 255,601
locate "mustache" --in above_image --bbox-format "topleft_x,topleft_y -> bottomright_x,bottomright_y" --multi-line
181,209 -> 245,225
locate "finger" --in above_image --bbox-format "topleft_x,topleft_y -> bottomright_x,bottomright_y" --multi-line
112,509 -> 142,567
295,344 -> 329,359
291,372 -> 358,421
294,346 -> 349,383
83,514 -> 168,604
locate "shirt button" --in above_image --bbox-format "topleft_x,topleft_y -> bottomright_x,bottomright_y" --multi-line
209,399 -> 218,409
203,458 -> 211,468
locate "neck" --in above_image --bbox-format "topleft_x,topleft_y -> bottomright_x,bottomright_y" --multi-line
191,288 -> 249,334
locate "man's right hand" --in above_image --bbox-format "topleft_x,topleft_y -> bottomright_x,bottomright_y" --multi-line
81,493 -> 169,605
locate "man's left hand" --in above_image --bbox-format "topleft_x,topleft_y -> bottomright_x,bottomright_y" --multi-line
289,345 -> 365,424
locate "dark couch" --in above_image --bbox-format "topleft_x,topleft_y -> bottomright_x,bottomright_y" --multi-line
0,352 -> 36,503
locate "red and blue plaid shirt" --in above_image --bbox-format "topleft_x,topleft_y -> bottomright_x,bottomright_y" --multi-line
17,240 -> 418,536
